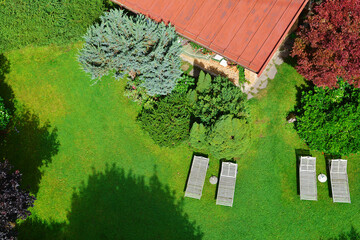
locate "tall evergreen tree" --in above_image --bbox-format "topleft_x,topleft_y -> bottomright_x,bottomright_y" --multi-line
79,9 -> 182,96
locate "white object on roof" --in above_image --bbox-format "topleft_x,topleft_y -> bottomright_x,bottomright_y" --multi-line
330,159 -> 351,203
216,162 -> 237,207
220,59 -> 228,67
299,156 -> 317,201
213,54 -> 224,61
185,156 -> 209,199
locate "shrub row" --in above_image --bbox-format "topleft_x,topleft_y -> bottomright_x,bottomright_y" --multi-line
0,0 -> 115,52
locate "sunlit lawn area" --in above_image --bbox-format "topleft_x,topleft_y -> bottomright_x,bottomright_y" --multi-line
1,44 -> 359,239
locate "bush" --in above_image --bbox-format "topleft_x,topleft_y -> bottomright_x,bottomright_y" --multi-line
237,65 -> 246,86
79,9 -> 182,96
190,115 -> 251,159
138,93 -> 191,147
291,0 -> 360,87
188,71 -> 248,126
295,80 -> 360,155
0,0 -> 114,53
0,160 -> 35,239
173,75 -> 195,95
0,97 -> 10,131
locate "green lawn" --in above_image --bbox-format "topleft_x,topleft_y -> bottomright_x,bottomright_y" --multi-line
1,45 -> 359,239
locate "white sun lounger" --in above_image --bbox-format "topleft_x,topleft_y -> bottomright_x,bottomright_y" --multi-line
216,162 -> 237,207
185,156 -> 209,199
330,159 -> 350,203
299,156 -> 317,201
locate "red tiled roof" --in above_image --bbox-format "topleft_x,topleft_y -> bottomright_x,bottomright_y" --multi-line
111,0 -> 308,74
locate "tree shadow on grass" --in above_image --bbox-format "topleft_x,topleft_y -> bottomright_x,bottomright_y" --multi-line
65,164 -> 204,240
0,54 -> 15,115
324,226 -> 360,240
0,53 -> 60,194
0,110 -> 59,194
17,217 -> 65,240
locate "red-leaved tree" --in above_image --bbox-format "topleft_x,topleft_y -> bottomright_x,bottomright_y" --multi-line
292,0 -> 360,88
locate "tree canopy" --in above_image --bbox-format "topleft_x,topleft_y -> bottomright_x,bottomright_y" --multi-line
138,93 -> 191,147
188,71 -> 248,126
79,9 -> 182,96
0,160 -> 35,240
190,115 -> 251,160
295,80 -> 360,155
292,0 -> 360,88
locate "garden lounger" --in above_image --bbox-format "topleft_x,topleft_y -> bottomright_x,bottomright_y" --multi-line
216,162 -> 237,207
330,159 -> 351,203
184,156 -> 209,199
299,156 -> 317,201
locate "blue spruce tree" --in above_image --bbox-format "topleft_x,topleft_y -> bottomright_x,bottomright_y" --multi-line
79,9 -> 182,96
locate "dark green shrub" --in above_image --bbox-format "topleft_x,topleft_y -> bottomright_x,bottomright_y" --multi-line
190,115 -> 251,159
138,93 -> 191,147
173,75 -> 195,95
188,71 -> 248,126
295,80 -> 360,155
0,0 -> 114,52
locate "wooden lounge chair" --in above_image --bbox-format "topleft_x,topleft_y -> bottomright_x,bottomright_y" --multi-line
299,156 -> 317,201
330,159 -> 351,203
184,156 -> 209,199
216,162 -> 237,207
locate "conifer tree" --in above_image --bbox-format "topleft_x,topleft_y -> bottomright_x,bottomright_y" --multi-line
79,9 -> 182,96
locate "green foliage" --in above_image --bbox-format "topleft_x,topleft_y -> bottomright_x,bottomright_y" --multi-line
189,42 -> 212,54
173,75 -> 195,95
0,97 -> 10,131
123,78 -> 154,107
188,71 -> 248,126
189,122 -> 208,152
0,0 -> 113,53
237,65 -> 246,86
138,93 -> 191,147
295,80 -> 360,155
79,9 -> 182,96
190,115 -> 251,159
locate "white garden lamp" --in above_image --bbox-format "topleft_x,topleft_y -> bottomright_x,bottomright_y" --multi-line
318,173 -> 327,183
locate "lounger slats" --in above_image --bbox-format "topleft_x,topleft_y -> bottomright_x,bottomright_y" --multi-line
185,156 -> 209,199
299,156 -> 317,201
216,162 -> 237,207
330,159 -> 351,203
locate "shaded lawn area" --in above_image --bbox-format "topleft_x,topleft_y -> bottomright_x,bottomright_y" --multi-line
1,45 -> 359,239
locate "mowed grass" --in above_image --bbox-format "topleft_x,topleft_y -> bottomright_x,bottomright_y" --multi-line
3,45 -> 360,239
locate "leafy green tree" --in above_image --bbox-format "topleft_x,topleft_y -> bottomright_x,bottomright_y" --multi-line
0,97 -> 10,131
190,115 -> 251,159
138,93 -> 191,147
295,80 -> 360,155
188,71 -> 247,126
79,9 -> 182,96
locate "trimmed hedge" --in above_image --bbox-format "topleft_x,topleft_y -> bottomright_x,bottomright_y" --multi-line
0,0 -> 115,52
138,93 -> 191,147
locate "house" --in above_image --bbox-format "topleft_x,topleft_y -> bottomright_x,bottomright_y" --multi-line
111,0 -> 308,82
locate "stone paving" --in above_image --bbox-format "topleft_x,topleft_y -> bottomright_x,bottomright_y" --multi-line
242,51 -> 284,99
